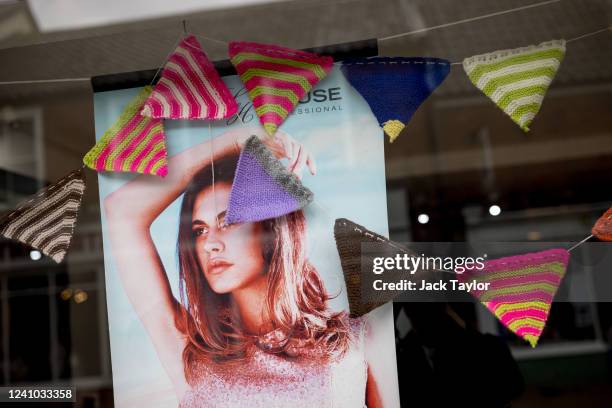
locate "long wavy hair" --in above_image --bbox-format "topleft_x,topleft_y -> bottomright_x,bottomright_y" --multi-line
175,154 -> 349,383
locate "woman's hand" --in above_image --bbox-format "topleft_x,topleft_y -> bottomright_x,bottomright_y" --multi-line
234,128 -> 316,180
263,131 -> 316,180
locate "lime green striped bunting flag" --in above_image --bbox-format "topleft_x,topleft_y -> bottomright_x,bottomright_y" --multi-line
463,40 -> 566,132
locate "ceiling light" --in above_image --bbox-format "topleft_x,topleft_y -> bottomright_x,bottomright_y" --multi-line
489,205 -> 501,216
417,213 -> 429,224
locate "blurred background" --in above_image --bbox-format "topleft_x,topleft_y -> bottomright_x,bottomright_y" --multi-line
0,0 -> 611,406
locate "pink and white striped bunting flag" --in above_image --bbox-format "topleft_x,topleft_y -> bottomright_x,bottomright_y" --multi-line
141,35 -> 237,120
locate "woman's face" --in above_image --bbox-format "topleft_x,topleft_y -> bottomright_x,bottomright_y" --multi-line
192,182 -> 266,294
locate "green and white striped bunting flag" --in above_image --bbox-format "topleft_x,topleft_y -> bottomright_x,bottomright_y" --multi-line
463,40 -> 566,131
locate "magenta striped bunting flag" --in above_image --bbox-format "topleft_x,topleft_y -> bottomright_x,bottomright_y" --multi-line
229,41 -> 333,136
141,35 -> 237,120
83,86 -> 168,177
458,248 -> 569,347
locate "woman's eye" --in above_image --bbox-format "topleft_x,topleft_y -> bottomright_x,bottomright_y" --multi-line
193,227 -> 208,237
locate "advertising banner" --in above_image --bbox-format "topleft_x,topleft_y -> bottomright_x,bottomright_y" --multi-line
93,68 -> 400,407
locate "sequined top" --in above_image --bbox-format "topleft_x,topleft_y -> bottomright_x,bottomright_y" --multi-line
179,317 -> 368,408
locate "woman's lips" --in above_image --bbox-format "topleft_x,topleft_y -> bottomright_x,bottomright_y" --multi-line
206,258 -> 234,275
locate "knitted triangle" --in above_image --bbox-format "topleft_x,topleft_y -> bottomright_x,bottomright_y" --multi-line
340,57 -> 450,142
592,207 -> 612,241
141,35 -> 237,120
333,218 -> 428,317
458,248 -> 569,347
0,168 -> 86,263
84,86 -> 168,177
229,41 -> 334,136
463,40 -> 565,132
225,136 -> 313,225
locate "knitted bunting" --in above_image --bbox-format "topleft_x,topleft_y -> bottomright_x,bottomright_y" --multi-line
83,86 -> 168,177
334,218 -> 394,317
333,218 -> 429,317
0,168 -> 86,263
458,248 -> 570,347
229,41 -> 334,136
592,207 -> 612,241
141,35 -> 237,120
225,136 -> 313,225
340,57 -> 450,142
463,40 -> 566,132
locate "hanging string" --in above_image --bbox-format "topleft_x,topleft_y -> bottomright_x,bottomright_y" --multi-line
208,121 -> 219,228
378,0 -> 562,41
567,234 -> 594,252
2,25 -> 607,84
148,34 -> 184,86
566,26 -> 611,43
2,1 -> 610,86
190,32 -> 231,47
449,26 -> 611,65
0,77 -> 90,85
3,23 -> 604,86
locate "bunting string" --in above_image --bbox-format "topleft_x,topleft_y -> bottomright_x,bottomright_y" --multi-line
378,0 -> 563,42
448,27 -> 610,65
567,234 -> 594,252
0,24 -> 607,86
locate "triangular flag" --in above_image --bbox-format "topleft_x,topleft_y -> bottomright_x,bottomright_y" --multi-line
334,218 -> 395,317
458,248 -> 569,347
333,218 -> 430,317
141,35 -> 237,120
225,136 -> 313,225
340,57 -> 450,142
0,168 -> 86,263
592,207 -> 612,241
229,41 -> 334,136
463,40 -> 565,132
84,86 -> 168,177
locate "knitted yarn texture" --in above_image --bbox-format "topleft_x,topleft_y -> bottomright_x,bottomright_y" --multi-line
83,86 -> 168,177
592,207 -> 612,241
463,40 -> 566,132
333,218 -> 430,317
0,168 -> 86,263
141,35 -> 237,120
229,41 -> 334,136
458,248 -> 570,347
340,57 -> 450,142
225,136 -> 313,225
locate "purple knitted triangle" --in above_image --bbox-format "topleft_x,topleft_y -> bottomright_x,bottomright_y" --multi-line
225,136 -> 314,225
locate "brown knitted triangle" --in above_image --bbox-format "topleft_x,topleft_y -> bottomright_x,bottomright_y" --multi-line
334,218 -> 423,317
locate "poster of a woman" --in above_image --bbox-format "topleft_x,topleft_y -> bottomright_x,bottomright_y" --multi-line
94,69 -> 399,407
